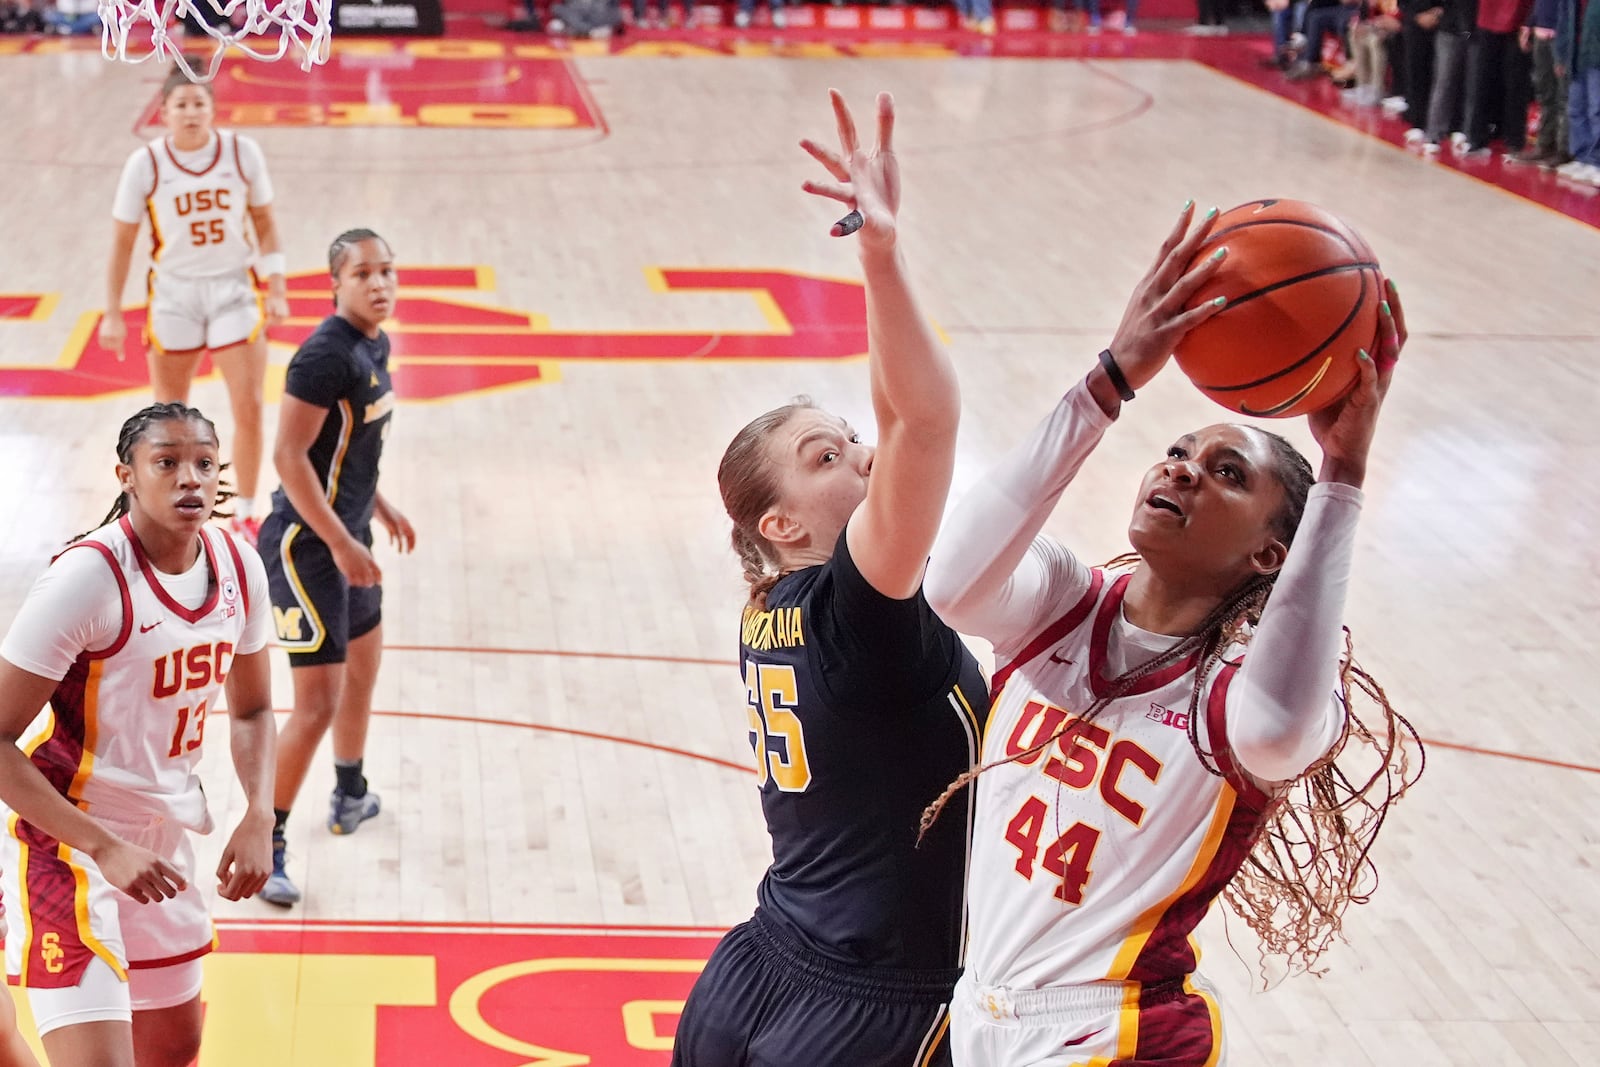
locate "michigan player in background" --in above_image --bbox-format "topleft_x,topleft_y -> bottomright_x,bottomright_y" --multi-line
920,208 -> 1419,1065
100,67 -> 291,545
671,91 -> 986,1067
256,229 -> 413,908
0,402 -> 277,1067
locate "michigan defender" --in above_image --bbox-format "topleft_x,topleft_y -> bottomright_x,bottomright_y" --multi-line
257,229 -> 414,908
672,92 -> 986,1067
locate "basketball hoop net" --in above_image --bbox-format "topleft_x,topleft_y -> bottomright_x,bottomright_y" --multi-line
97,0 -> 333,83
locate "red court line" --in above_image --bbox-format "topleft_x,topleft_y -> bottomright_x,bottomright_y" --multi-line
382,642 -> 734,668
370,643 -> 1600,775
364,706 -> 753,775
1413,737 -> 1600,776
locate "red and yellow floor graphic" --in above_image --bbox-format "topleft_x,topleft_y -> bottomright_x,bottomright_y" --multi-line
0,265 -> 868,402
135,47 -> 603,130
8,922 -> 720,1065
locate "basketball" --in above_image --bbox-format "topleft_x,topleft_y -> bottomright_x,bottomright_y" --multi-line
1174,199 -> 1384,419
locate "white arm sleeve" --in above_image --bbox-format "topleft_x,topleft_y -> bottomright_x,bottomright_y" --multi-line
235,135 -> 275,208
0,548 -> 126,680
236,544 -> 273,655
1226,481 -> 1363,782
924,380 -> 1114,660
111,148 -> 155,225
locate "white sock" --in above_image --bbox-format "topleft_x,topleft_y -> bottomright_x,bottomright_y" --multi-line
234,497 -> 255,520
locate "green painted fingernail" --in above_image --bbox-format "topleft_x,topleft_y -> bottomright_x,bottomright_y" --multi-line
1358,349 -> 1371,361
1212,296 -> 1227,308
1381,300 -> 1391,316
1205,206 -> 1219,219
1211,247 -> 1228,262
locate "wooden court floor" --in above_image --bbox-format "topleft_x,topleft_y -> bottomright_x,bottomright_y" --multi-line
0,36 -> 1598,1066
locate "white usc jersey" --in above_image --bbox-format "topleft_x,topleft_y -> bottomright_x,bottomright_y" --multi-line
21,518 -> 254,834
966,569 -> 1274,991
129,131 -> 263,280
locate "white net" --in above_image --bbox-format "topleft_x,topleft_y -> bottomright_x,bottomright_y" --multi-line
97,0 -> 334,83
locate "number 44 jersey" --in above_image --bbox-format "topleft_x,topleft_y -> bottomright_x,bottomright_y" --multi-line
968,568 -> 1278,991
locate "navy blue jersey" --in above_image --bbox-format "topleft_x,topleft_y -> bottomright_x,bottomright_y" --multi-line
744,528 -> 988,972
269,315 -> 395,537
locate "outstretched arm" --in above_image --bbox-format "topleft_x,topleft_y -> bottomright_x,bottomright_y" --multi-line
1230,284 -> 1405,781
801,90 -> 957,600
925,203 -> 1229,653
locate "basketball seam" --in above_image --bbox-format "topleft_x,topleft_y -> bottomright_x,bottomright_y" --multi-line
1211,261 -> 1380,314
1195,266 -> 1380,392
1201,216 -> 1369,254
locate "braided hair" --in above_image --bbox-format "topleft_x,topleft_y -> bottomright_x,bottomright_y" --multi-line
69,402 -> 233,544
717,397 -> 821,609
920,427 -> 1423,979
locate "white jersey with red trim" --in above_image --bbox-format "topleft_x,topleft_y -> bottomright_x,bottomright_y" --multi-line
18,517 -> 255,834
121,131 -> 264,281
966,568 -> 1274,992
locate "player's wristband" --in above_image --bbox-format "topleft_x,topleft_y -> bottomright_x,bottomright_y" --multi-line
1098,348 -> 1136,402
257,252 -> 287,279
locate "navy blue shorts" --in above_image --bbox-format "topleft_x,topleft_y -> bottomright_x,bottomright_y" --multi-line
257,514 -> 381,667
672,910 -> 957,1067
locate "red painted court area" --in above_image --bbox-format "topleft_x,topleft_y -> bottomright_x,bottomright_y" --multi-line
206,922 -> 719,1065
137,49 -> 603,130
0,265 -> 868,400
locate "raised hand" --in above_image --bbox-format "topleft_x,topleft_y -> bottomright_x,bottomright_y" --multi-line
1308,279 -> 1404,487
799,90 -> 901,250
1104,201 -> 1230,393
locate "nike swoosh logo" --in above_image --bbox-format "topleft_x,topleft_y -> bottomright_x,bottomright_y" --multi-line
1063,1027 -> 1106,1048
1048,650 -> 1073,665
140,621 -> 162,633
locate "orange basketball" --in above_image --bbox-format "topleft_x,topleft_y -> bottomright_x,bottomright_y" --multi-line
1174,199 -> 1383,419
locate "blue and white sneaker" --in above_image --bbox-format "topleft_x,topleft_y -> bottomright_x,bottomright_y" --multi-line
328,786 -> 382,835
260,838 -> 300,908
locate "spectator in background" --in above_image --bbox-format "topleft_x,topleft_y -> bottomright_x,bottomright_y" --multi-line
0,0 -> 46,31
1555,0 -> 1600,180
955,0 -> 995,34
1187,0 -> 1229,34
1267,0 -> 1302,66
1287,0 -> 1360,77
734,0 -> 784,28
1346,0 -> 1406,102
1461,0 -> 1535,153
42,0 -> 97,32
1401,0 -> 1443,138
1510,0 -> 1573,164
631,0 -> 674,28
1075,0 -> 1139,34
1420,0 -> 1478,152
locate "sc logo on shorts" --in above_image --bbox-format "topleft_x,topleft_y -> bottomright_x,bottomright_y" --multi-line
40,932 -> 64,974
